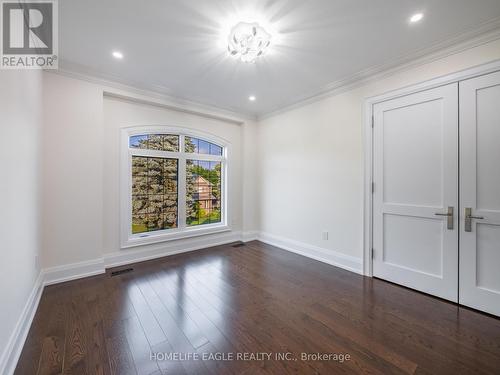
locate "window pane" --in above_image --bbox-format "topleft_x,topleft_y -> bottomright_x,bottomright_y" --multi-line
129,134 -> 179,152
186,159 -> 222,226
210,160 -> 222,224
131,156 -> 148,176
131,156 -> 178,234
130,135 -> 148,149
148,135 -> 164,150
185,137 -> 198,153
210,143 -> 223,156
198,139 -> 210,154
184,136 -> 222,156
163,135 -> 179,152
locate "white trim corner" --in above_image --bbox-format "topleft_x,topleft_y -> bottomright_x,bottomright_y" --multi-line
258,232 -> 363,275
241,231 -> 259,242
0,272 -> 44,375
42,258 -> 106,286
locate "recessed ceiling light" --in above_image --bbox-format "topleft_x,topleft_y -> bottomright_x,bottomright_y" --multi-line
112,51 -> 124,59
228,22 -> 271,63
409,13 -> 424,23
249,95 -> 256,101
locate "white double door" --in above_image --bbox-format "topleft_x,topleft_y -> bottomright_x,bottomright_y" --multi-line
373,71 -> 500,316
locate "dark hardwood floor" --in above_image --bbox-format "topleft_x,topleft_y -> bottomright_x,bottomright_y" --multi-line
15,241 -> 500,374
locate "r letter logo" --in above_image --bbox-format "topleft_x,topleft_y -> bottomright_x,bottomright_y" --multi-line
1,0 -> 58,69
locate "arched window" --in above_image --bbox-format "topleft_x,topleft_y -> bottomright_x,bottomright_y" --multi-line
121,127 -> 228,248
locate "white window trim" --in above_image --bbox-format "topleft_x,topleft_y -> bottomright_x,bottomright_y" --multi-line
120,125 -> 231,249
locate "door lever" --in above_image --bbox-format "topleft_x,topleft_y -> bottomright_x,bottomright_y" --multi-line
434,206 -> 454,230
465,208 -> 484,232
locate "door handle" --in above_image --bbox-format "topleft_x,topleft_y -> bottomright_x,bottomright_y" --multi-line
434,206 -> 454,230
465,208 -> 484,232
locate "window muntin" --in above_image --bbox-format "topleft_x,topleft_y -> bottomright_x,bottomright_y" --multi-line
131,156 -> 178,234
124,130 -> 227,245
185,136 -> 223,156
186,160 -> 222,226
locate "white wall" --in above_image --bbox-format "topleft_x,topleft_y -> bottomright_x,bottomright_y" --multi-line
0,70 -> 42,372
41,73 -> 104,268
241,119 -> 259,238
257,38 -> 500,267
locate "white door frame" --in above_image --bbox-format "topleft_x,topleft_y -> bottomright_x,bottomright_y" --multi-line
363,59 -> 500,276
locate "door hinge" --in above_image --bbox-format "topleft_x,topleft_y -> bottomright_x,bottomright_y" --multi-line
372,248 -> 375,259
371,115 -> 374,128
371,182 -> 375,194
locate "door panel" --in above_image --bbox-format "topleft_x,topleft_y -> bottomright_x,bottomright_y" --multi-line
459,71 -> 500,316
476,224 -> 500,293
382,99 -> 444,207
383,214 -> 443,277
476,84 -> 500,211
373,83 -> 459,302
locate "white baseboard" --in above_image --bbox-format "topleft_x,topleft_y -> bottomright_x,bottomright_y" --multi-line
104,230 -> 242,268
241,231 -> 259,242
258,232 -> 364,275
0,272 -> 44,375
42,258 -> 106,286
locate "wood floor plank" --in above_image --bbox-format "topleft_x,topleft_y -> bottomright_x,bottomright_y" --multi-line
83,280 -> 113,375
149,267 -> 260,374
229,248 -> 470,373
189,251 -> 403,374
35,296 -> 68,375
15,290 -> 58,375
150,340 -> 187,374
14,241 -> 500,375
125,270 -> 213,374
106,334 -> 137,375
122,277 -> 168,347
122,316 -> 161,375
62,297 -> 89,374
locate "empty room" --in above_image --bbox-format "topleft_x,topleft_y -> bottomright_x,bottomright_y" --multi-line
2,0 -> 500,374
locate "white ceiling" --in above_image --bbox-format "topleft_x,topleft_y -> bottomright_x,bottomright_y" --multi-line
59,0 -> 500,117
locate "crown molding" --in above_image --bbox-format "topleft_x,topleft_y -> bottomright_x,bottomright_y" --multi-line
102,90 -> 246,126
258,19 -> 500,121
50,62 -> 257,125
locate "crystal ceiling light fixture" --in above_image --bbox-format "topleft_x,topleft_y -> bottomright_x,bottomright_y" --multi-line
409,13 -> 424,23
112,50 -> 124,59
228,22 -> 271,63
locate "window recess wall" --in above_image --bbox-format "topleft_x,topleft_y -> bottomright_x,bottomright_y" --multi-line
102,94 -> 245,258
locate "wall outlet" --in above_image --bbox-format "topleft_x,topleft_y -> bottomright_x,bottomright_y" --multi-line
322,231 -> 329,240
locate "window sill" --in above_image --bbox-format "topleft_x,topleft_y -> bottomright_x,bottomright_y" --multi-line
121,223 -> 231,249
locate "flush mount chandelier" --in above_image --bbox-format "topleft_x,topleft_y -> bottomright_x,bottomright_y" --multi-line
227,22 -> 271,63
